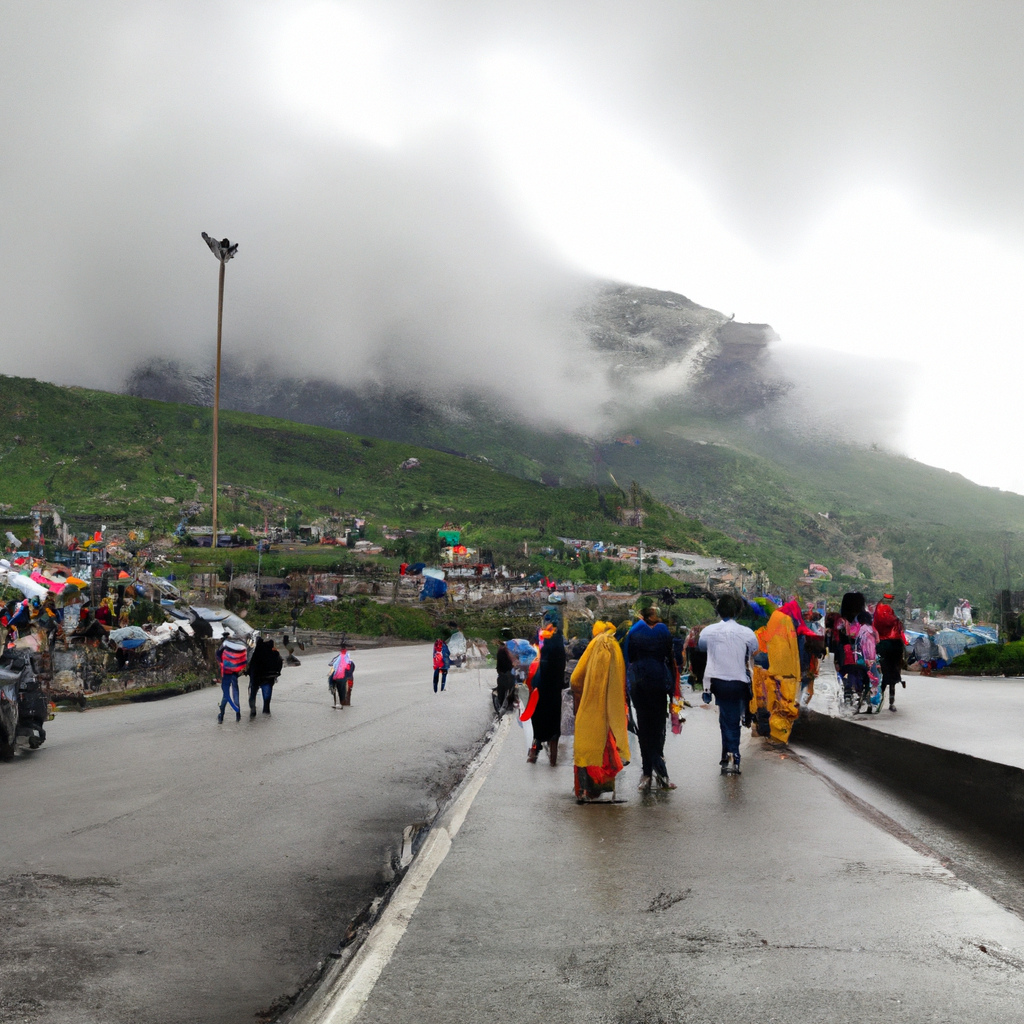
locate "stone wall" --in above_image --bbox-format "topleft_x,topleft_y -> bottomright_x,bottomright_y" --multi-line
50,639 -> 215,695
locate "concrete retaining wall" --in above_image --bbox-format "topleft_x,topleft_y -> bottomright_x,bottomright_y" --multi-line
792,709 -> 1024,844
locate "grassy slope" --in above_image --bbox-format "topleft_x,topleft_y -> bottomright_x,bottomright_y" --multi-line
597,415 -> 1024,610
391,397 -> 1024,609
0,374 -> 724,561
5,372 -> 1021,610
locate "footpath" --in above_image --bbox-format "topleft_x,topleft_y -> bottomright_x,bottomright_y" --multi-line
806,670 -> 1024,769
289,690 -> 1024,1024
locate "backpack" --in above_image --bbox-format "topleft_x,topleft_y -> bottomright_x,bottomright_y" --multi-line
855,625 -> 877,666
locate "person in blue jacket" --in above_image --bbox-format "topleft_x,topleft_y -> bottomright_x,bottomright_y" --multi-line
624,605 -> 677,792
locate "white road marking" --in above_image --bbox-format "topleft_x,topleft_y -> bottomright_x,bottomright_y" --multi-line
299,713 -> 512,1024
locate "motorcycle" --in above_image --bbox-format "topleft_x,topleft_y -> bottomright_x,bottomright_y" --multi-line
0,648 -> 53,760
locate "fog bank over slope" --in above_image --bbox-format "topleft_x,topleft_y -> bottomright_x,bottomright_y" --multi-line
125,280 -> 906,457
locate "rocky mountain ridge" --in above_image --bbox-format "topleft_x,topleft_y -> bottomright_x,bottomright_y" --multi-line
125,281 -> 784,438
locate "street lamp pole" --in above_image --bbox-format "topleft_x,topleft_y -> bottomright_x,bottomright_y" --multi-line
212,258 -> 224,549
201,233 -> 239,551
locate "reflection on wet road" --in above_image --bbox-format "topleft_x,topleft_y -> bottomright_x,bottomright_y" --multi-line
0,645 -> 494,1024
349,699 -> 1024,1024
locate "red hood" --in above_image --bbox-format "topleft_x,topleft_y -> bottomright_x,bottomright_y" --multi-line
873,602 -> 905,641
780,600 -> 817,637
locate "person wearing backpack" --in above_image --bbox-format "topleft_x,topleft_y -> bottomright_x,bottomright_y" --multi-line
247,636 -> 283,716
854,611 -> 881,714
874,602 -> 907,712
835,592 -> 866,707
216,637 -> 248,723
493,638 -> 516,713
329,643 -> 355,708
432,637 -> 450,693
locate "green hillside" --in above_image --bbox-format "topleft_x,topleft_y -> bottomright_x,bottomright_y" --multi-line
575,417 -> 1024,613
115,280 -> 1024,611
4,371 -> 1021,612
0,374 -> 731,572
268,391 -> 1024,613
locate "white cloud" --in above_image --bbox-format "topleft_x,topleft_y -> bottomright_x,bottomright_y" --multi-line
5,0 -> 1024,493
464,59 -> 1024,488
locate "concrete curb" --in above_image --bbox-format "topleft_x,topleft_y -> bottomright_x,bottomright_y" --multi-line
792,708 -> 1024,844
286,712 -> 513,1024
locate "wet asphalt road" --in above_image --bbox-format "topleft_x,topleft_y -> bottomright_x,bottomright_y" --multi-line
348,703 -> 1024,1024
0,645 -> 494,1024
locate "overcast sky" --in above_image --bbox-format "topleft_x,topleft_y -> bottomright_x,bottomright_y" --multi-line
3,1 -> 1022,490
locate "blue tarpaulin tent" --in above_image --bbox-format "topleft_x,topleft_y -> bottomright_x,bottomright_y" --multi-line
419,577 -> 448,600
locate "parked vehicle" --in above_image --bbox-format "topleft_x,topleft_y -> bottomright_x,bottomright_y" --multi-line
0,648 -> 53,760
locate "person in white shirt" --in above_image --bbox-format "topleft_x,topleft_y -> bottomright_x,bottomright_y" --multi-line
698,594 -> 759,774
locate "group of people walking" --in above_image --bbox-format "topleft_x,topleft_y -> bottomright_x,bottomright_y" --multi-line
502,588 -> 907,802
509,605 -> 682,802
215,635 -> 283,722
216,634 -> 359,720
827,592 -> 907,713
510,600 -> 763,799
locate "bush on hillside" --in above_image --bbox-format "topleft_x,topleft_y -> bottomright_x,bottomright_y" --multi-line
247,597 -> 435,641
945,641 -> 1024,677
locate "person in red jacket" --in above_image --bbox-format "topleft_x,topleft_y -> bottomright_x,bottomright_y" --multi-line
432,638 -> 450,693
874,601 -> 907,712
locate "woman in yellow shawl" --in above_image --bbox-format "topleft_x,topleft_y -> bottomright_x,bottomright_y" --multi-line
750,605 -> 801,743
570,621 -> 631,803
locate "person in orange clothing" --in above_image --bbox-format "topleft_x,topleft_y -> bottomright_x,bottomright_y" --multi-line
570,621 -> 630,802
750,601 -> 802,744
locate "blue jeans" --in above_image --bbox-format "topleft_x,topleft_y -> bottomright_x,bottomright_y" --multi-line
220,675 -> 240,714
715,697 -> 745,760
433,669 -> 447,692
709,677 -> 749,761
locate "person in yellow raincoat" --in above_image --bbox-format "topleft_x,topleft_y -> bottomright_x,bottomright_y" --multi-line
750,603 -> 801,743
570,621 -> 631,803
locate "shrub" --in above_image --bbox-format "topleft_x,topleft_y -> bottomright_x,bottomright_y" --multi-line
946,641 -> 1024,676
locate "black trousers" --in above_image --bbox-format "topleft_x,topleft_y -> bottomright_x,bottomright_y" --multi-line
844,666 -> 866,695
881,670 -> 900,702
879,652 -> 902,703
631,686 -> 669,778
494,671 -> 515,710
